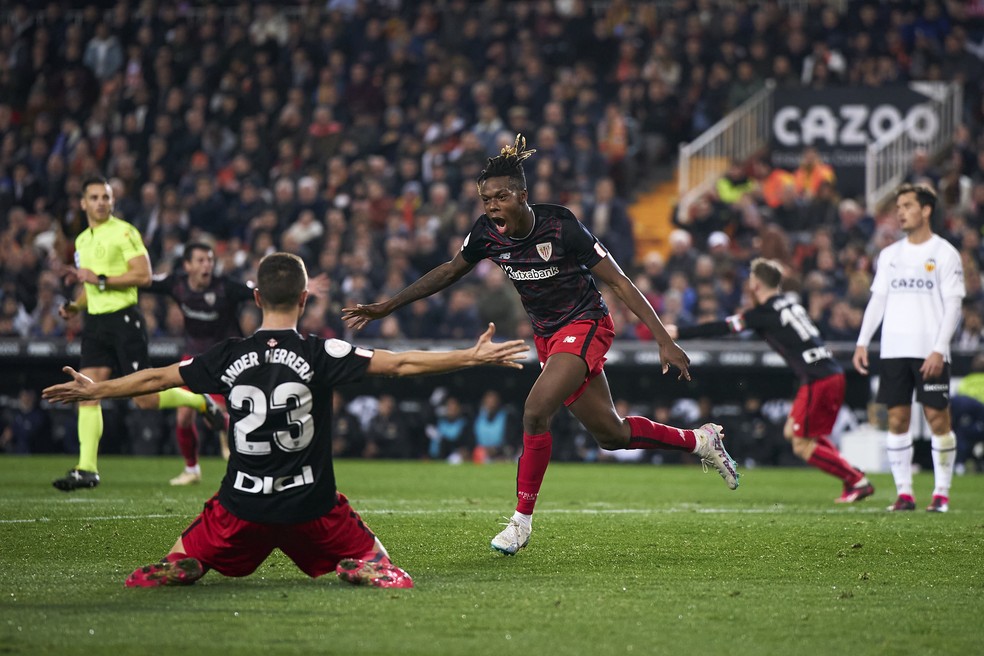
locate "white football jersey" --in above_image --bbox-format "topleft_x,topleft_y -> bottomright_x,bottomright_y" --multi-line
869,234 -> 965,360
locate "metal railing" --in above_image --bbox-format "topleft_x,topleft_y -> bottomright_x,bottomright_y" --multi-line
676,81 -> 775,222
864,81 -> 962,213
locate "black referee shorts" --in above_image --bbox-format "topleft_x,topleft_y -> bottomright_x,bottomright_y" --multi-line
80,305 -> 150,375
876,357 -> 952,410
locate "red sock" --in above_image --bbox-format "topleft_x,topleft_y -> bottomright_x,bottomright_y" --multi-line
176,424 -> 199,468
516,431 -> 552,515
626,416 -> 697,452
808,440 -> 863,485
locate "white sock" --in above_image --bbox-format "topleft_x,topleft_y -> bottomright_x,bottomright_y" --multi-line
512,511 -> 533,528
691,429 -> 707,454
931,432 -> 957,498
186,465 -> 201,475
885,432 -> 914,497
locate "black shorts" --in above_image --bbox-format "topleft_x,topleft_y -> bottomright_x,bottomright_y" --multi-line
876,358 -> 951,410
80,306 -> 149,375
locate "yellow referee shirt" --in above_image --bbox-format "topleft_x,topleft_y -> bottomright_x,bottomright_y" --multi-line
74,216 -> 148,315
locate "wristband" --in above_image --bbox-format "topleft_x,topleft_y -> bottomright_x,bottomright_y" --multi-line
97,274 -> 107,291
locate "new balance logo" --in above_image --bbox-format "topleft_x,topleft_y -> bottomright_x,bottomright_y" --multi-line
562,336 -> 577,343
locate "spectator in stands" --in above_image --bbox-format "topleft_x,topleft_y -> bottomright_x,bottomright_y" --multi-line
664,228 -> 696,278
727,60 -> 764,113
473,390 -> 512,463
0,290 -> 31,337
82,22 -> 123,82
597,102 -> 638,195
771,181 -> 808,235
331,391 -> 365,459
803,180 -> 840,235
716,160 -> 757,207
1,389 -> 51,454
954,300 -> 984,350
364,394 -> 412,460
752,158 -> 796,210
903,147 -> 941,188
677,194 -> 732,248
584,177 -> 635,266
793,147 -> 836,199
427,395 -> 473,463
832,199 -> 875,250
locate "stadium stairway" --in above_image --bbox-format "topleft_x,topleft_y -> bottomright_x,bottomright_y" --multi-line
629,176 -> 677,261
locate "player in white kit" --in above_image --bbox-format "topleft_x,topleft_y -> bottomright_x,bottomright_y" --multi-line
853,184 -> 965,512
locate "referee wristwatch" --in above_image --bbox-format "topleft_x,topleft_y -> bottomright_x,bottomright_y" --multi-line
97,274 -> 107,291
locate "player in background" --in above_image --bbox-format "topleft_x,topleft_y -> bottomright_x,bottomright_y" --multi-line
853,184 -> 965,512
343,135 -> 739,556
667,258 -> 874,503
43,252 -> 528,589
141,242 -> 254,485
54,177 -> 222,492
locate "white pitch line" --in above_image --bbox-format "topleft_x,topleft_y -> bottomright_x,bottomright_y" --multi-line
0,505 -> 884,524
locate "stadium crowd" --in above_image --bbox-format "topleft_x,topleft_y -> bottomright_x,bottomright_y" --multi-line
1,0 -> 984,464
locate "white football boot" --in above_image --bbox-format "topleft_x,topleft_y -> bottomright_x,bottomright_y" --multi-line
491,517 -> 532,555
694,423 -> 740,490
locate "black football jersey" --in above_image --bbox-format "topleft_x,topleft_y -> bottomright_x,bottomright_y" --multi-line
677,293 -> 842,381
460,203 -> 609,337
147,273 -> 255,355
178,330 -> 372,523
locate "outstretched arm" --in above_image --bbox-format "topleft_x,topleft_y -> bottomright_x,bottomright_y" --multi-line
43,363 -> 186,404
342,252 -> 476,330
367,323 -> 528,377
591,256 -> 691,381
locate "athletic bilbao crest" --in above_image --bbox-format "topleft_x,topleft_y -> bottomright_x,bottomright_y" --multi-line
924,259 -> 936,273
536,243 -> 552,261
204,292 -> 216,306
267,338 -> 278,348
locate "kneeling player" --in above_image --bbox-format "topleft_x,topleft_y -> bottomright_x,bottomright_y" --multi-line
44,252 -> 528,588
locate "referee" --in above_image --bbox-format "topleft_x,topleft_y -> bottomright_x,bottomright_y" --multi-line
54,177 -> 221,491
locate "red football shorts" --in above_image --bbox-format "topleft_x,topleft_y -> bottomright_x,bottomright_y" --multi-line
180,492 -> 377,578
533,315 -> 615,406
789,373 -> 846,438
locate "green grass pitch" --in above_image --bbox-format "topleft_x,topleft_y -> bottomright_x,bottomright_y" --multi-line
1,456 -> 982,656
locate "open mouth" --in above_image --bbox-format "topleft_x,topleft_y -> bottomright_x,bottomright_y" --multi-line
491,216 -> 507,233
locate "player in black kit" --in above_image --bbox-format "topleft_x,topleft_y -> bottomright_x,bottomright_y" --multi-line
343,135 -> 739,556
140,243 -> 254,484
43,253 -> 528,589
667,258 -> 874,503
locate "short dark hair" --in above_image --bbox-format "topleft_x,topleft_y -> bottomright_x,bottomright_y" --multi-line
257,252 -> 307,309
81,176 -> 110,192
183,241 -> 214,262
750,257 -> 783,289
477,134 -> 537,191
895,182 -> 937,212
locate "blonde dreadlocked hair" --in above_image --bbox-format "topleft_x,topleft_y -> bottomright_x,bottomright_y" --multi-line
477,134 -> 537,190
